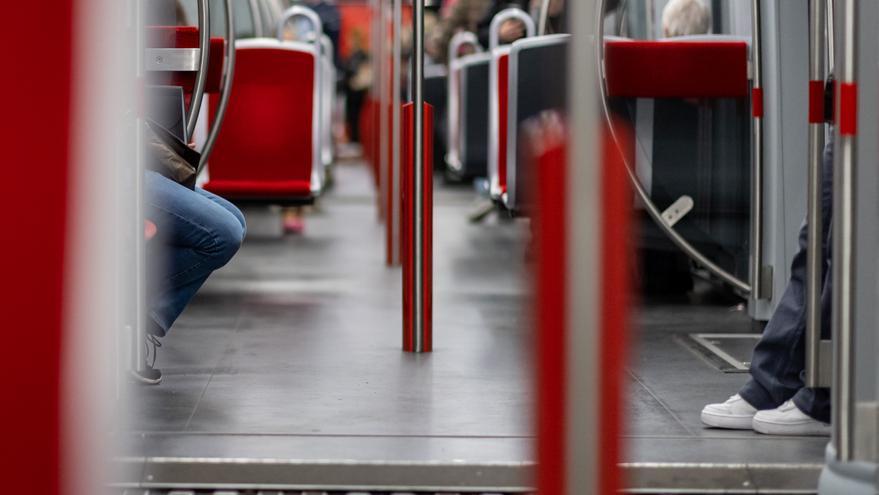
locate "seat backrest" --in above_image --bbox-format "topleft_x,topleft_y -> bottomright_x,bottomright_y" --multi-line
456,53 -> 491,178
206,39 -> 319,198
507,35 -> 570,212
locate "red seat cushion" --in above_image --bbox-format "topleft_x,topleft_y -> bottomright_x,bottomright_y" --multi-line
604,40 -> 749,99
206,40 -> 317,200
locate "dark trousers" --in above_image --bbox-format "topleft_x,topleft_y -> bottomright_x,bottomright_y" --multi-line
739,142 -> 833,423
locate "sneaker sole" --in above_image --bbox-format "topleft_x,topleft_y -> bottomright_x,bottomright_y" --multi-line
129,370 -> 163,386
700,410 -> 755,430
752,419 -> 831,436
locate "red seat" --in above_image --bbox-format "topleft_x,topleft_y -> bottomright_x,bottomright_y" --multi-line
204,39 -> 320,204
604,39 -> 750,99
489,49 -> 512,201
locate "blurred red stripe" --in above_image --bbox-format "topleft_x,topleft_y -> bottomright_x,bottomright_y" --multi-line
1,2 -> 73,495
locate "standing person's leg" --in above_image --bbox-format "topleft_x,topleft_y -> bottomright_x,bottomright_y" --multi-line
146,172 -> 245,337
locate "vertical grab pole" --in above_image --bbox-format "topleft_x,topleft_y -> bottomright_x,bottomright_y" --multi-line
413,0 -> 427,352
404,0 -> 432,352
133,0 -> 147,375
750,0 -> 767,301
805,0 -> 826,388
388,0 -> 403,266
831,0 -> 857,463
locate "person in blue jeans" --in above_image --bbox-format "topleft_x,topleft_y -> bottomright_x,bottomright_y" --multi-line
701,141 -> 833,436
134,171 -> 246,385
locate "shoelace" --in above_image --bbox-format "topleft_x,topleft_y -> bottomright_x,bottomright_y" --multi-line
145,334 -> 163,368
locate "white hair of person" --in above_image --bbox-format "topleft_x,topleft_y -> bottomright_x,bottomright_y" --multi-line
661,0 -> 711,38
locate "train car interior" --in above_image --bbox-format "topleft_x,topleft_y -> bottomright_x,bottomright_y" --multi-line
5,0 -> 879,494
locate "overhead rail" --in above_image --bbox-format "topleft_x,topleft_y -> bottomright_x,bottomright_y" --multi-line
596,5 -> 753,294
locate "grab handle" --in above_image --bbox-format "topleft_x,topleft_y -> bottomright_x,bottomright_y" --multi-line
489,8 -> 536,52
277,5 -> 324,43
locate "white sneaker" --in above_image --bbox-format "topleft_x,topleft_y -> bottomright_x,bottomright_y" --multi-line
752,400 -> 831,436
701,394 -> 758,429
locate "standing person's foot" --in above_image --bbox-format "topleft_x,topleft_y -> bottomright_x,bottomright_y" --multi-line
701,394 -> 758,429
752,400 -> 831,436
130,334 -> 163,385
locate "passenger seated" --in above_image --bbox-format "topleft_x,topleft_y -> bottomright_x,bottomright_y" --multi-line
661,0 -> 711,38
476,0 -> 530,48
701,141 -> 834,436
134,171 -> 246,385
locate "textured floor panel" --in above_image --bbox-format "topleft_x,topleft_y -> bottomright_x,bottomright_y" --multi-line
126,162 -> 826,490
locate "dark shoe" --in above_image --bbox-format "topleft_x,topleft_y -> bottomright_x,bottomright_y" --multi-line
130,334 -> 163,385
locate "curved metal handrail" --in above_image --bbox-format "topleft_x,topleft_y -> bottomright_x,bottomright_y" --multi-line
186,0 -> 211,139
489,8 -> 536,198
198,0 -> 236,174
490,8 -> 537,52
595,0 -> 751,294
277,5 -> 323,43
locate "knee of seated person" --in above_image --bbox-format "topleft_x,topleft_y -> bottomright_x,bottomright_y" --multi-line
206,211 -> 245,267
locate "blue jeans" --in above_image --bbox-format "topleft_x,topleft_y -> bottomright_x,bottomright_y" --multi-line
739,143 -> 833,423
146,171 -> 246,336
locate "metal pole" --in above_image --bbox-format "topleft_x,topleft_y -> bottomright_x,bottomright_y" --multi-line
805,0 -> 826,388
832,0 -> 857,462
413,0 -> 425,352
750,0 -> 767,300
134,0 -> 147,374
538,0 -> 551,36
826,0 -> 835,72
186,0 -> 211,139
249,0 -> 264,37
198,0 -> 237,174
391,0 -> 402,265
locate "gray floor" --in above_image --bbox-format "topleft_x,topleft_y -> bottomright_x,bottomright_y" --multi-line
124,161 -> 826,490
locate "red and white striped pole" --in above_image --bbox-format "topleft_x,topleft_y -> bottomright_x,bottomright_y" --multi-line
535,0 -> 630,491
402,0 -> 433,353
